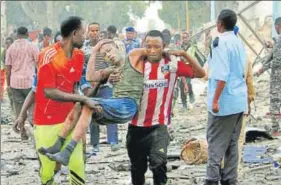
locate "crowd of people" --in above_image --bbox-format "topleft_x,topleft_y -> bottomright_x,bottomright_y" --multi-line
0,8 -> 280,185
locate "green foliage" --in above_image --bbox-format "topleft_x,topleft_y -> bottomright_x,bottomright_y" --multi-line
6,1 -> 148,31
61,1 -> 148,30
6,1 -> 33,28
159,1 -> 210,32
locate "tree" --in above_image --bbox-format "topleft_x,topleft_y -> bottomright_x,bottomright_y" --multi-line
20,1 -> 70,30
6,1 -> 148,32
215,1 -> 238,16
147,19 -> 158,30
159,1 -> 210,32
1,1 -> 7,36
6,1 -> 33,29
72,1 -> 148,29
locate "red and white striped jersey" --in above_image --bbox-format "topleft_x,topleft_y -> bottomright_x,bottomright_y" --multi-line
131,57 -> 194,127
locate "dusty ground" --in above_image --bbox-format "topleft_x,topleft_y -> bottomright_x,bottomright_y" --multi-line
1,74 -> 281,185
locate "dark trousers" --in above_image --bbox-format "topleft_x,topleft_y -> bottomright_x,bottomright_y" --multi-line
126,124 -> 169,185
10,87 -> 32,139
179,78 -> 195,108
206,112 -> 243,183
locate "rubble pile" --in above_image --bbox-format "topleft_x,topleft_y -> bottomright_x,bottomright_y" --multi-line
1,72 -> 280,185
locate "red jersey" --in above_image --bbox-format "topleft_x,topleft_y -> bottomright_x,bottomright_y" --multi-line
131,57 -> 193,127
34,43 -> 84,125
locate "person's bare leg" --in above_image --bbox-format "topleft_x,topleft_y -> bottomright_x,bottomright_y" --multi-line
61,103 -> 83,137
82,134 -> 87,163
72,106 -> 93,142
38,103 -> 82,155
46,106 -> 94,165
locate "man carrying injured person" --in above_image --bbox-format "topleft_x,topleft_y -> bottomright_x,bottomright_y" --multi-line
39,30 -> 205,185
37,38 -> 127,162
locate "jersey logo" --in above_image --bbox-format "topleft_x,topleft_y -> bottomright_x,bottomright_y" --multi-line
70,67 -> 75,73
161,64 -> 170,76
143,79 -> 168,90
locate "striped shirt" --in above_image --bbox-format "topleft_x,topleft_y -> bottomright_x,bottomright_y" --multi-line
5,38 -> 39,89
82,40 -> 111,71
131,57 -> 194,127
95,53 -> 111,71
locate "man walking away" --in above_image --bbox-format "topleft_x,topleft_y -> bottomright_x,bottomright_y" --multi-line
205,9 -> 247,185
5,27 -> 39,140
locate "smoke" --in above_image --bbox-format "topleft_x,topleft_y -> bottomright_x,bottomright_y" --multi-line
128,1 -> 165,33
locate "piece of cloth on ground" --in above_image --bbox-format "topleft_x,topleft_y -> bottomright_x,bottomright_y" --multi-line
243,146 -> 273,164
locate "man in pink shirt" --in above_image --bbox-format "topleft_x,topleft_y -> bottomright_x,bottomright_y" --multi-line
5,26 -> 39,140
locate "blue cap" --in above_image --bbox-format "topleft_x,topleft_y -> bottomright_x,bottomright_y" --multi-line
234,26 -> 239,35
126,27 -> 135,32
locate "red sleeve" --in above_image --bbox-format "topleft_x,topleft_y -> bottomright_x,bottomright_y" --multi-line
73,50 -> 84,82
38,63 -> 56,88
177,61 -> 194,78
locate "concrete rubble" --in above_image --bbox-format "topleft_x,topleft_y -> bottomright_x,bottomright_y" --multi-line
1,76 -> 281,185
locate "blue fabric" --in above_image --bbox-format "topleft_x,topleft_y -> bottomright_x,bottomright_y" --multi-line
93,86 -> 136,144
234,26 -> 239,35
92,96 -> 138,125
123,39 -> 140,54
125,27 -> 135,32
107,124 -> 118,144
79,66 -> 91,92
207,31 -> 247,116
243,146 -> 273,164
32,68 -> 38,92
32,74 -> 37,92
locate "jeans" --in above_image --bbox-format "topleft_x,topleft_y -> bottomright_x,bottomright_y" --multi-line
90,85 -> 118,146
206,112 -> 243,183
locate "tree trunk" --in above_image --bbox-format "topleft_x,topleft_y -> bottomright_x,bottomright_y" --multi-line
46,1 -> 54,30
20,1 -> 47,28
1,1 -> 7,37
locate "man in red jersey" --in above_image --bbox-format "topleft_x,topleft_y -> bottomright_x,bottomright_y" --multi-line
33,16 -> 96,185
